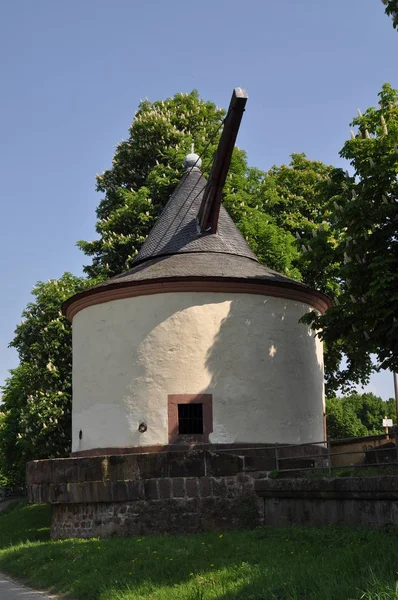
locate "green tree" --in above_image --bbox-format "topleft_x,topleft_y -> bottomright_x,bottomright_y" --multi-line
326,392 -> 396,439
0,273 -> 96,485
78,91 -> 226,279
4,91 -> 332,486
78,93 -> 353,395
326,397 -> 368,440
5,87 -> 391,485
77,91 -> 308,281
258,153 -> 345,295
221,153 -> 346,286
303,84 -> 398,393
382,0 -> 398,28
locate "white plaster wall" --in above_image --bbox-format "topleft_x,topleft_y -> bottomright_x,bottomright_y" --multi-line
71,292 -> 325,452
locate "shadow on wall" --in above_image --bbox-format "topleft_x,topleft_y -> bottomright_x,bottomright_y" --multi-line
74,289 -> 324,450
201,294 -> 325,444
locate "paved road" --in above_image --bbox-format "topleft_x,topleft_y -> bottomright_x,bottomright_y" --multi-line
0,501 -> 60,598
0,573 -> 58,599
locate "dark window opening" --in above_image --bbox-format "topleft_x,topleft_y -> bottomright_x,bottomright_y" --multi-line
178,403 -> 203,434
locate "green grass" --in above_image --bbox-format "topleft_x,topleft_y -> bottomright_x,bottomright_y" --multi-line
1,502 -> 398,599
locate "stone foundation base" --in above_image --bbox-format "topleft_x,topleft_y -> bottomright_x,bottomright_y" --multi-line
51,478 -> 261,538
256,477 -> 398,527
27,445 -> 326,538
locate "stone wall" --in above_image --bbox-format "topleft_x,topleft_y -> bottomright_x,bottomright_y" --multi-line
26,446 -> 327,539
27,449 -> 277,538
331,434 -> 396,468
51,475 -> 260,539
256,477 -> 398,527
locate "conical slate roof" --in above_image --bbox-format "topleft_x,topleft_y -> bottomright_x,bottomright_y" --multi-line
133,168 -> 257,265
63,163 -> 331,319
97,166 -> 302,288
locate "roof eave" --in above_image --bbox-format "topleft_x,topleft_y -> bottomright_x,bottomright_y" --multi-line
62,275 -> 332,322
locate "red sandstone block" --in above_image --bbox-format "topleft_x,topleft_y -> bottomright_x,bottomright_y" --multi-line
26,459 -> 54,484
144,479 -> 159,500
49,484 -> 68,503
172,479 -> 185,498
57,459 -> 79,484
169,454 -> 206,478
137,453 -> 169,479
93,481 -> 113,503
186,478 -> 199,498
206,453 -> 244,477
199,478 -> 213,497
158,479 -> 172,499
76,457 -> 104,482
112,480 -> 141,502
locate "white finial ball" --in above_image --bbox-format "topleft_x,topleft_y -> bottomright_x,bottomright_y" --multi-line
184,152 -> 202,171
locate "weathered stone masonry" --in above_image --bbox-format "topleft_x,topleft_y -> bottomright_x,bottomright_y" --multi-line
27,445 -> 328,538
27,448 -> 275,538
255,476 -> 398,527
50,475 -> 260,539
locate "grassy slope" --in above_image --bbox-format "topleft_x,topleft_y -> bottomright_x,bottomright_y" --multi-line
1,502 -> 398,599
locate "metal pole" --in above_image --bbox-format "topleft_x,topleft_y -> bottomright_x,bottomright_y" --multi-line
327,438 -> 332,476
395,429 -> 398,464
394,372 -> 398,461
384,415 -> 389,441
275,445 -> 279,471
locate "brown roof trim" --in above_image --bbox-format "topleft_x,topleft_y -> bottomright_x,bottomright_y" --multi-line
63,276 -> 331,321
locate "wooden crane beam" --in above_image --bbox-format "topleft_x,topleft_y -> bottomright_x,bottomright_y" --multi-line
198,87 -> 248,233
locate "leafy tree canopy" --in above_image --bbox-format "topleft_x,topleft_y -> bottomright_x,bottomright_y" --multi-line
326,392 -> 396,439
77,92 -> 339,284
78,91 -> 227,278
258,153 -> 345,295
2,85 -> 397,486
303,83 -> 398,393
3,91 -> 342,485
0,273 -> 96,485
382,0 -> 398,28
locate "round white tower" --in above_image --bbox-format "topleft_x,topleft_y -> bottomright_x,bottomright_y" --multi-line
64,155 -> 330,455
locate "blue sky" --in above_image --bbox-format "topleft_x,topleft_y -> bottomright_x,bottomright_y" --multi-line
0,0 -> 396,398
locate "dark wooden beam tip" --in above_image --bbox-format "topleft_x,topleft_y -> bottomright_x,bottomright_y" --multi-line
233,87 -> 248,100
198,88 -> 248,234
